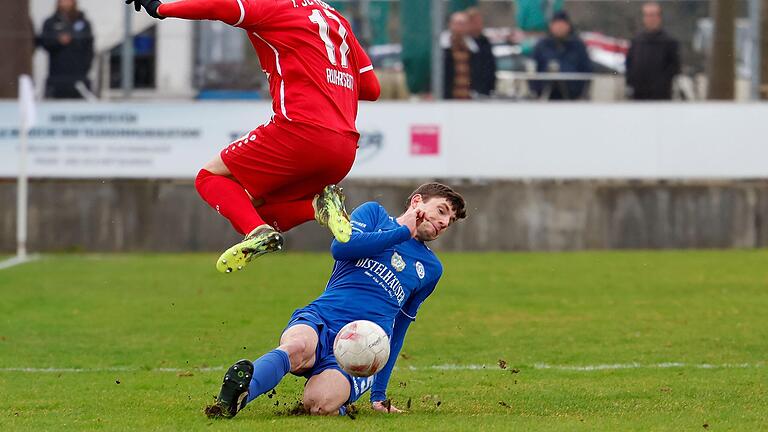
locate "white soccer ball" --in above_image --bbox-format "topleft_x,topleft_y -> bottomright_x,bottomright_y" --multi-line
333,320 -> 390,377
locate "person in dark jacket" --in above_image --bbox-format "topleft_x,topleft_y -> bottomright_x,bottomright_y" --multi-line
40,0 -> 94,99
443,11 -> 473,100
466,7 -> 496,97
530,11 -> 592,100
625,2 -> 680,100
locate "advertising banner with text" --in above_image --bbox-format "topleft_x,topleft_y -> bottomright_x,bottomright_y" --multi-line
1,102 -> 767,179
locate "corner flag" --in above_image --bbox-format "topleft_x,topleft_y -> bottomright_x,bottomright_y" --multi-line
19,75 -> 36,131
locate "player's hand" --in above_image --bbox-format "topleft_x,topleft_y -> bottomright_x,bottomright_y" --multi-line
371,400 -> 403,414
125,0 -> 165,19
125,0 -> 141,12
399,207 -> 425,238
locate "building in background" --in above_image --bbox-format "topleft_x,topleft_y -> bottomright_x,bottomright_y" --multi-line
0,0 -> 35,98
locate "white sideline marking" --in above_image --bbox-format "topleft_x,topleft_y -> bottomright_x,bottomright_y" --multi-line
0,366 -> 225,373
0,255 -> 39,271
531,362 -> 758,371
0,363 -> 761,374
410,363 -> 760,371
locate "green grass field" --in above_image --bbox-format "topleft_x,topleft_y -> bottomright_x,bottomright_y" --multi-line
1,251 -> 767,431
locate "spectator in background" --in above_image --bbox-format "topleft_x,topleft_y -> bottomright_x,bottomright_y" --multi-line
443,12 -> 472,99
625,2 -> 680,100
40,0 -> 94,99
530,11 -> 592,100
466,7 -> 496,97
516,0 -> 564,33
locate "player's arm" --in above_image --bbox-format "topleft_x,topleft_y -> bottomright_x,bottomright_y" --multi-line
359,68 -> 380,101
348,30 -> 380,101
369,309 -> 412,411
330,203 -> 412,261
126,0 -> 243,25
40,18 -> 64,52
370,274 -> 441,411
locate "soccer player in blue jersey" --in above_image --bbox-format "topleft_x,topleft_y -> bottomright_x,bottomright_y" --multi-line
205,182 -> 467,418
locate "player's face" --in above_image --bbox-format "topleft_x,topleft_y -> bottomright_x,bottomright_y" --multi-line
415,197 -> 457,241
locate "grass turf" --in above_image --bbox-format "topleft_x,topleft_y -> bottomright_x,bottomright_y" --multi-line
0,251 -> 766,431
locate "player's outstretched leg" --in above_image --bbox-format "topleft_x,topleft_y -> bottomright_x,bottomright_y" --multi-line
313,185 -> 352,243
205,349 -> 292,419
205,359 -> 254,418
216,224 -> 284,273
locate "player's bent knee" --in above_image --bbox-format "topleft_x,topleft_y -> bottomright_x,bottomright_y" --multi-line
302,369 -> 350,415
195,169 -> 211,187
302,395 -> 343,416
202,155 -> 230,176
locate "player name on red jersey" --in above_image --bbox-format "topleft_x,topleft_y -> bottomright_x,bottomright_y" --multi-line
291,0 -> 334,9
326,68 -> 354,90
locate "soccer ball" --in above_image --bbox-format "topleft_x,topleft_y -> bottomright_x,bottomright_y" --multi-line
333,320 -> 390,377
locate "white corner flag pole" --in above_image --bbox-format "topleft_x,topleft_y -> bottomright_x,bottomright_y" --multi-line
17,75 -> 36,261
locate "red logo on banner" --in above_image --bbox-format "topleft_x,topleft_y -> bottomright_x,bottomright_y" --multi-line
410,125 -> 440,156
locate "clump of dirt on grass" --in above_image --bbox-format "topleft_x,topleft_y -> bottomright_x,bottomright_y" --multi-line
345,403 -> 359,419
277,401 -> 309,416
204,404 -> 225,419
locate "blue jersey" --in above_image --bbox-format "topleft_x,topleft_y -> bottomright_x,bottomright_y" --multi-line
304,201 -> 443,335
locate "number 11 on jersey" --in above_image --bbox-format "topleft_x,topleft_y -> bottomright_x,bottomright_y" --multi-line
309,9 -> 350,68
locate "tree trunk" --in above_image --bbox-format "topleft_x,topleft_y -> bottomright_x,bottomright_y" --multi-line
761,0 -> 768,99
708,0 -> 736,100
0,0 -> 34,99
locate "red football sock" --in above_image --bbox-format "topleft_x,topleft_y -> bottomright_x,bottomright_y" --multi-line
257,199 -> 316,233
195,169 -> 265,235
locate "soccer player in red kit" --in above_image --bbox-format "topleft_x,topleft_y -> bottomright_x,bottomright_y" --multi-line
126,0 -> 381,273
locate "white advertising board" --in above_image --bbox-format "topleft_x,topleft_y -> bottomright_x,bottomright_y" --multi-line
1,101 -> 767,179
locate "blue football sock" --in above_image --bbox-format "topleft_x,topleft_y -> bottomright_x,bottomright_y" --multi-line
246,349 -> 291,403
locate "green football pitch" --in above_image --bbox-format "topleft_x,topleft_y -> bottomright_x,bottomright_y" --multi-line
1,251 -> 766,431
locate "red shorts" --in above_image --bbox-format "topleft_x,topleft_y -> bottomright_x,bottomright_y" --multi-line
221,120 -> 357,204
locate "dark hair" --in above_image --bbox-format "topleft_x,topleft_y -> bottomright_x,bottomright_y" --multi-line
551,10 -> 571,24
406,183 -> 467,220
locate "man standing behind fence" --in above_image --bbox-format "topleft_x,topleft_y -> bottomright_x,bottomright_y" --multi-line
466,7 -> 496,98
40,0 -> 94,99
443,12 -> 473,100
530,11 -> 591,100
625,2 -> 680,100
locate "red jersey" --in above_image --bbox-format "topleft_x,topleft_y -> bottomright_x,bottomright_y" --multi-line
160,0 -> 374,136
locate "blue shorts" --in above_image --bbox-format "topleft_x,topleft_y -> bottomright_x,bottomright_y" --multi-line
285,307 -> 374,404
